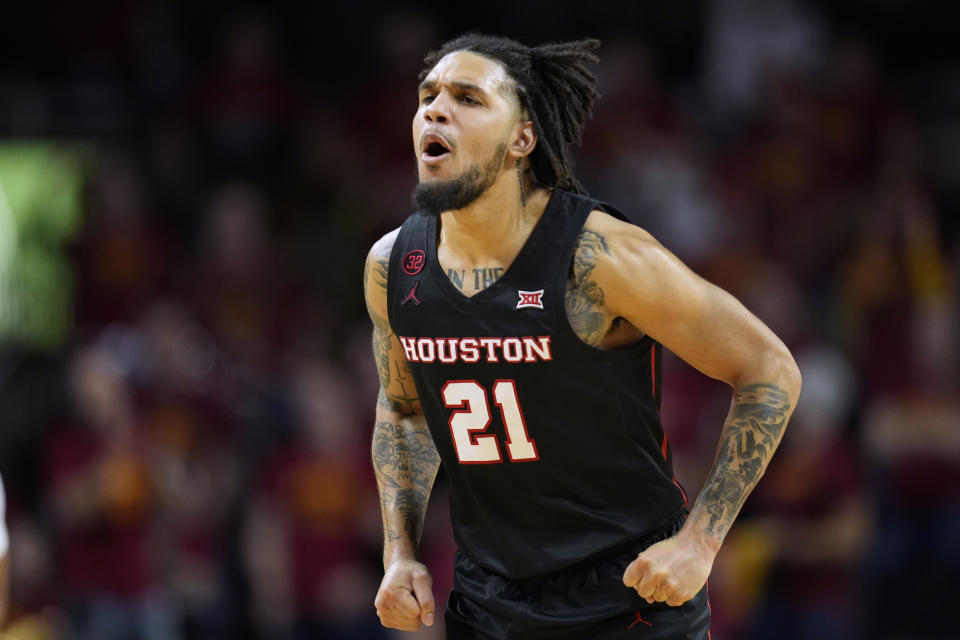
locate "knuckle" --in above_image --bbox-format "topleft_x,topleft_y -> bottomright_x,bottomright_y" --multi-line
414,569 -> 433,583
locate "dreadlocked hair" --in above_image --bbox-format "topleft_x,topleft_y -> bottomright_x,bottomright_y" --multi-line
420,33 -> 601,195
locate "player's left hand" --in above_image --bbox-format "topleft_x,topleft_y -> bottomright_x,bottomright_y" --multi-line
621,532 -> 716,606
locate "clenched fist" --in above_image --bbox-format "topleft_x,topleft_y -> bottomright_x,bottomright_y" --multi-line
375,559 -> 436,631
622,533 -> 716,607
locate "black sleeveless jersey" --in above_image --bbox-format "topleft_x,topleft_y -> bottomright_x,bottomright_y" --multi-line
387,188 -> 688,579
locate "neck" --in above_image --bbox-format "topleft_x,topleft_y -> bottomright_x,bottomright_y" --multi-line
438,172 -> 551,264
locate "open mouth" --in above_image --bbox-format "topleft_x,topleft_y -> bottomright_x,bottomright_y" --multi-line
425,141 -> 448,157
421,133 -> 452,164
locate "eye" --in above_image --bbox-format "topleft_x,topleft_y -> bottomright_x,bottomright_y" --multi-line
421,94 -> 436,104
460,95 -> 480,105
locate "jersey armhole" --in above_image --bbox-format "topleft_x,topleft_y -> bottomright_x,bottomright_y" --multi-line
594,200 -> 631,224
551,197 -> 653,361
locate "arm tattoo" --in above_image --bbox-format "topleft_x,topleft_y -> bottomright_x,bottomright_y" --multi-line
366,239 -> 437,552
372,256 -> 389,291
372,403 -> 441,547
370,309 -> 393,389
565,229 -> 611,345
378,379 -> 419,417
393,489 -> 428,544
693,383 -> 791,539
364,250 -> 398,393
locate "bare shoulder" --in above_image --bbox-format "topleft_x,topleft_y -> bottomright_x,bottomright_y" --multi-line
565,208 -> 697,344
570,209 -> 665,290
580,207 -> 726,340
581,208 -> 689,289
580,209 -> 660,259
369,227 -> 401,260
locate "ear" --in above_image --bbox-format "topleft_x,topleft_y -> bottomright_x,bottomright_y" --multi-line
508,120 -> 537,159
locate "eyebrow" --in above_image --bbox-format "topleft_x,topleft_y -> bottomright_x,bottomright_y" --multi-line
418,79 -> 488,96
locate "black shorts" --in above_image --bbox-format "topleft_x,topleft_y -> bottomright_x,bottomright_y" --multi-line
445,512 -> 711,639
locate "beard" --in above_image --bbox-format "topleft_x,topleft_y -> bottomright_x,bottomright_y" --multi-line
411,142 -> 507,217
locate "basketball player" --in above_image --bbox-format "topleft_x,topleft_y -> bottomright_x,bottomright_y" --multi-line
365,34 -> 801,639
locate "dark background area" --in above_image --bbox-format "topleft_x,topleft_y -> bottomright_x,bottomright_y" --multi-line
1,1 -> 958,639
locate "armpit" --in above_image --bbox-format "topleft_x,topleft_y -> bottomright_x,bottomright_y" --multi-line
564,229 -> 644,348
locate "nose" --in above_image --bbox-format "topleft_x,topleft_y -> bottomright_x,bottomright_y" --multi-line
423,92 -> 450,124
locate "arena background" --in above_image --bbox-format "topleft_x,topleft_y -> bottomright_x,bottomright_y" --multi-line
0,1 -> 958,638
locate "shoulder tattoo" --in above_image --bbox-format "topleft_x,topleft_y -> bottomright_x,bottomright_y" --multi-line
564,229 -> 611,346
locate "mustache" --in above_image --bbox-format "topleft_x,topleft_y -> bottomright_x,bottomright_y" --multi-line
419,129 -> 455,152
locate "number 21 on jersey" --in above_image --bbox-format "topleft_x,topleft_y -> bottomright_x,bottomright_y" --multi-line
441,379 -> 538,464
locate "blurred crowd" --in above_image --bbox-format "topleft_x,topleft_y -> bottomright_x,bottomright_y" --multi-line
1,1 -> 958,639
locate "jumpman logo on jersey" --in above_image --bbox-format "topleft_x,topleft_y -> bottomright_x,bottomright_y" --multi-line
402,280 -> 422,306
627,611 -> 653,629
516,289 -> 545,310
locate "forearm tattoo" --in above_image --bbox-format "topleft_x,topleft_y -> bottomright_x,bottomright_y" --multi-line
693,383 -> 791,539
565,229 -> 610,345
372,396 -> 441,546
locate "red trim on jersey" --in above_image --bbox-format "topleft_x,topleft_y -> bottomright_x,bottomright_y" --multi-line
660,433 -> 687,505
651,344 -> 685,506
501,337 -> 524,363
673,477 -> 688,506
493,379 -> 539,462
416,337 -> 436,362
520,335 -> 553,362
441,379 -> 502,464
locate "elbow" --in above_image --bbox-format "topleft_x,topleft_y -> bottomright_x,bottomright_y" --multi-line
773,344 -> 803,400
785,353 -> 803,400
732,343 -> 802,400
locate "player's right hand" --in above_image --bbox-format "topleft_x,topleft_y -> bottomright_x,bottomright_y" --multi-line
374,559 -> 436,631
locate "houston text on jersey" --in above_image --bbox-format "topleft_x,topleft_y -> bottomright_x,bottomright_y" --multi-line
398,336 -> 553,363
